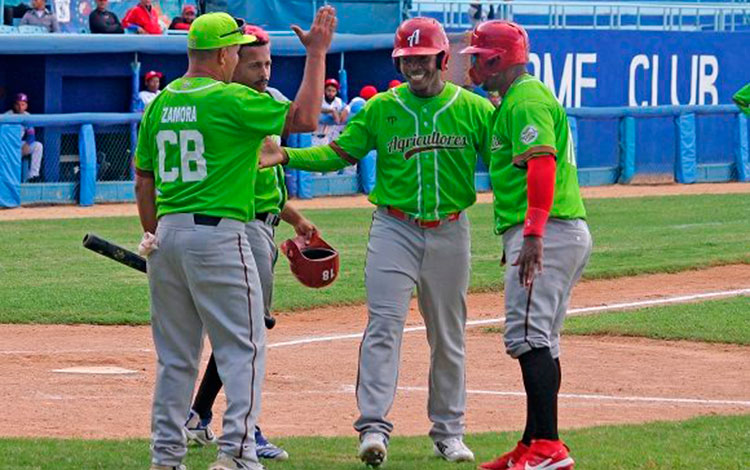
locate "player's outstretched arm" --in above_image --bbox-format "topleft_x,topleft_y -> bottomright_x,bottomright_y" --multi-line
284,6 -> 337,134
259,136 -> 354,173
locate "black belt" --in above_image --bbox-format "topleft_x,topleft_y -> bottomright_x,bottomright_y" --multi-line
193,214 -> 222,226
256,212 -> 281,227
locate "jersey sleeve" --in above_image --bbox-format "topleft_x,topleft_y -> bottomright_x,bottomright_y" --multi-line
134,108 -> 156,175
333,98 -> 377,160
234,86 -> 291,138
509,100 -> 557,168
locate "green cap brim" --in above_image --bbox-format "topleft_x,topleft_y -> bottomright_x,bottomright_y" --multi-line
187,12 -> 258,50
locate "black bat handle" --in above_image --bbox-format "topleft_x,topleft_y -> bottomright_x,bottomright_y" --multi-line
83,233 -> 278,329
82,233 -> 147,273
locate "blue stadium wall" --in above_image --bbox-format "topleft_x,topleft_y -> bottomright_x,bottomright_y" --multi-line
0,29 -> 748,199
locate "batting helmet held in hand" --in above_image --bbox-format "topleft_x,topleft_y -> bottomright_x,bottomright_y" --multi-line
460,20 -> 529,85
281,233 -> 339,288
392,17 -> 450,70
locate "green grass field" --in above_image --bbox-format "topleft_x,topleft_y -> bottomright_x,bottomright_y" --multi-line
563,295 -> 750,345
1,193 -> 749,324
485,295 -> 750,345
0,414 -> 748,470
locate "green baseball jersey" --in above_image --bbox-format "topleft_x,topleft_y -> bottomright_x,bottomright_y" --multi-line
254,164 -> 287,215
487,74 -> 586,235
254,87 -> 289,215
135,76 -> 290,222
334,82 -> 494,221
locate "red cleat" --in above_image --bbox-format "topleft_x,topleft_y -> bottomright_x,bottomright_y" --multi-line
478,441 -> 529,470
509,439 -> 574,470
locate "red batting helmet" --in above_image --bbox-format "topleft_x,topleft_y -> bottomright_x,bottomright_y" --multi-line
281,233 -> 339,289
460,20 -> 529,85
242,24 -> 270,44
392,17 -> 450,70
324,78 -> 340,90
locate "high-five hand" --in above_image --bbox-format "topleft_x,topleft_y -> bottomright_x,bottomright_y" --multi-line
291,5 -> 337,54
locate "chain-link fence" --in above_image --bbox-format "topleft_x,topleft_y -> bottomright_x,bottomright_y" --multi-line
15,122 -> 135,184
93,123 -> 136,182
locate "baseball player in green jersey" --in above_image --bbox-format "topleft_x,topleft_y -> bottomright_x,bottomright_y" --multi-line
134,9 -> 335,470
183,24 -> 317,462
260,17 -> 494,467
461,21 -> 591,470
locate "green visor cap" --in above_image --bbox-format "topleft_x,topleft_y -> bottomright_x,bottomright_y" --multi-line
188,12 -> 257,50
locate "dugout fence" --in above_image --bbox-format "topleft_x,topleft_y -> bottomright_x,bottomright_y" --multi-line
0,105 -> 747,207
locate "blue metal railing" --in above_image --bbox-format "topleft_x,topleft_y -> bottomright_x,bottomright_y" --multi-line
411,0 -> 750,31
0,105 -> 747,207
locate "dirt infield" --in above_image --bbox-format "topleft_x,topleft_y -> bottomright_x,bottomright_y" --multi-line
2,264 -> 749,439
2,182 -> 750,221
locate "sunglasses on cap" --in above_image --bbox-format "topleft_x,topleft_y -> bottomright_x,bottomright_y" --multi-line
218,17 -> 246,38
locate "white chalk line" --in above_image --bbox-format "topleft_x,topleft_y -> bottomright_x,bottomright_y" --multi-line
268,288 -> 750,349
1,288 -> 749,355
398,386 -> 750,407
25,385 -> 750,408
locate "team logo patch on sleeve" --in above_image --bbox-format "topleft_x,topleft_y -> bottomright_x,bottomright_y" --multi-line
520,125 -> 539,145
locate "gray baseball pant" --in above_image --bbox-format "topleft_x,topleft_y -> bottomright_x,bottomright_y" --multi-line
147,213 -> 266,467
354,208 -> 471,442
502,218 -> 592,359
245,219 -> 278,317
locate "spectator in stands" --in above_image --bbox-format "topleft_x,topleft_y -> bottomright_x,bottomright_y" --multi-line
312,78 -> 347,147
4,93 -> 44,183
468,3 -> 496,26
169,4 -> 196,31
122,0 -> 162,34
388,79 -> 401,89
19,0 -> 59,33
89,0 -> 123,34
138,70 -> 162,108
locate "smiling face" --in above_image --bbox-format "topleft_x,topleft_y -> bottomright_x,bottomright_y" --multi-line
232,43 -> 272,93
399,54 -> 441,96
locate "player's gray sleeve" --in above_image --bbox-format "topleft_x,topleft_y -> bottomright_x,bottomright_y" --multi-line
266,87 -> 290,103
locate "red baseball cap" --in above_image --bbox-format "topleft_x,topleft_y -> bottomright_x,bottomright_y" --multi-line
359,85 -> 378,100
145,70 -> 163,81
242,24 -> 270,44
182,4 -> 196,15
325,78 -> 340,90
388,79 -> 402,89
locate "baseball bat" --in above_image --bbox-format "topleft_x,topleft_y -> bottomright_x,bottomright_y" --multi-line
82,233 -> 277,329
